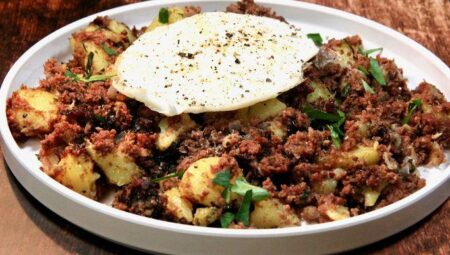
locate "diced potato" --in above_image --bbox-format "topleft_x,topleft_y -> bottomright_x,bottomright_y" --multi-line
70,17 -> 135,75
268,120 -> 287,139
107,19 -> 136,43
164,187 -> 194,223
86,141 -> 142,186
363,182 -> 387,207
334,143 -> 380,167
179,156 -> 242,206
193,207 -> 221,226
325,205 -> 350,221
7,87 -> 58,137
306,81 -> 333,103
83,41 -> 110,74
146,7 -> 186,32
355,121 -> 370,138
333,42 -> 355,68
313,178 -> 337,195
236,98 -> 286,123
250,199 -> 300,228
156,113 -> 196,151
428,142 -> 445,166
55,153 -> 100,199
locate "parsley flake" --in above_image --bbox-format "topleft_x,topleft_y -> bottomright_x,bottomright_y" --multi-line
64,68 -> 114,83
212,169 -> 231,187
230,178 -> 269,201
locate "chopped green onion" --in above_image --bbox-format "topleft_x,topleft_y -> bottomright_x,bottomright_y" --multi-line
151,172 -> 184,182
220,212 -> 235,228
303,106 -> 341,122
369,58 -> 386,85
230,178 -> 269,201
213,169 -> 231,187
342,84 -> 351,97
358,66 -> 369,76
222,186 -> 232,204
65,68 -> 114,83
359,47 -> 383,56
235,190 -> 252,227
159,8 -> 170,24
307,33 -> 323,47
64,69 -> 79,80
327,124 -> 341,148
101,43 -> 118,56
361,79 -> 375,94
336,110 -> 346,127
402,99 -> 422,125
85,52 -> 94,78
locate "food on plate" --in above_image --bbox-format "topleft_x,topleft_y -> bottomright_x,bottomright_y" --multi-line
6,0 -> 450,229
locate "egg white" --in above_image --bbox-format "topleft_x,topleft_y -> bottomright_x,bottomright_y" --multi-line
112,12 -> 318,116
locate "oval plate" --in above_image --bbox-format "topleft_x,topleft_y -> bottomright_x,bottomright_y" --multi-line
1,0 -> 449,254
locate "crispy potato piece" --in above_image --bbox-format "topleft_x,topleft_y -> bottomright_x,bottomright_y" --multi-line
164,187 -> 194,223
156,113 -> 196,151
306,81 -> 333,103
54,152 -> 100,199
86,140 -> 143,186
146,7 -> 186,32
179,156 -> 242,207
325,205 -> 350,221
193,207 -> 221,226
363,182 -> 387,207
6,86 -> 58,139
70,17 -> 135,75
250,199 -> 300,228
237,98 -> 287,123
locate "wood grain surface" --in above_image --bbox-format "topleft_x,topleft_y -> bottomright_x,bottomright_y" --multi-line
0,0 -> 449,254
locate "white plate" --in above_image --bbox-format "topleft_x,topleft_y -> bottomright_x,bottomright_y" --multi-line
1,1 -> 449,254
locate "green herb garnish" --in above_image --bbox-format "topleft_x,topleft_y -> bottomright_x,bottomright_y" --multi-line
213,169 -> 231,187
358,66 -> 369,76
85,52 -> 94,78
303,106 -> 341,122
151,172 -> 184,182
159,8 -> 170,24
342,84 -> 350,97
235,190 -> 252,227
101,43 -> 118,56
402,99 -> 422,125
213,169 -> 232,203
359,47 -> 383,56
220,212 -> 235,228
369,57 -> 386,85
307,33 -> 323,47
65,68 -> 113,83
327,124 -> 342,148
230,178 -> 269,201
361,79 -> 375,94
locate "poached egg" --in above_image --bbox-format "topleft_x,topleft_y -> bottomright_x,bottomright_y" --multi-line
112,12 -> 318,116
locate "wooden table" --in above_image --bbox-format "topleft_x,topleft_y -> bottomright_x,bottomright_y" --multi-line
0,0 -> 449,254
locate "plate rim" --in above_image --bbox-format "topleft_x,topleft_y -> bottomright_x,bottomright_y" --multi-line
0,0 -> 449,239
